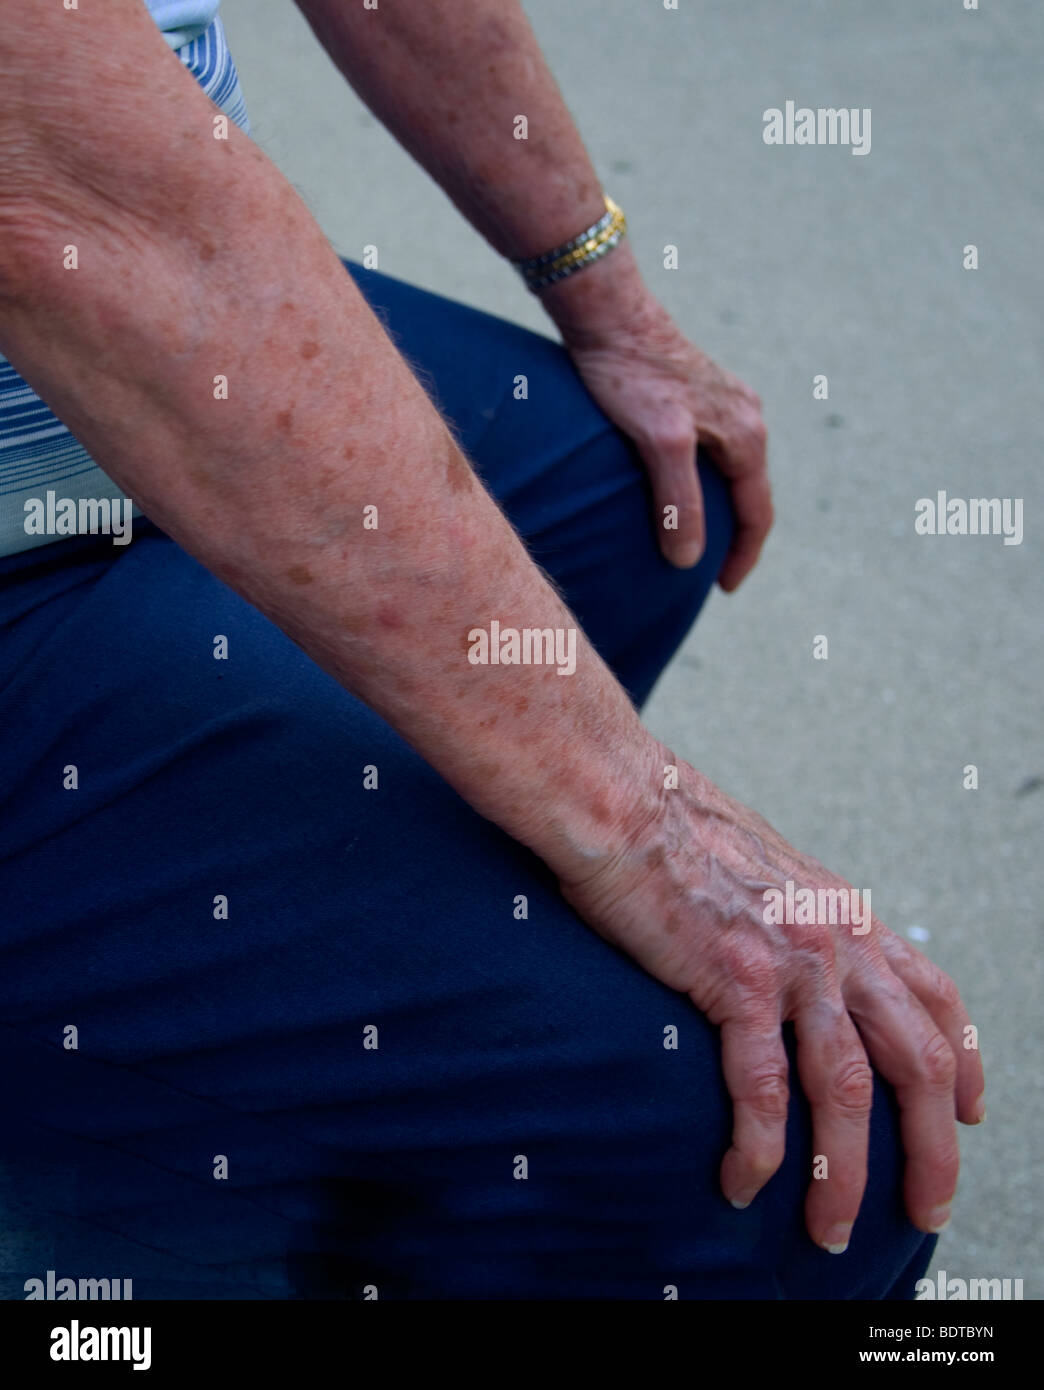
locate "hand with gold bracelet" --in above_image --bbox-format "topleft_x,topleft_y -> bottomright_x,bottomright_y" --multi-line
295,0 -> 772,588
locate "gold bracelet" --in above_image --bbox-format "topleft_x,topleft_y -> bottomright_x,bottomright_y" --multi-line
512,195 -> 628,292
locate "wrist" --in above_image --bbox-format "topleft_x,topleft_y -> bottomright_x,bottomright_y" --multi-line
536,241 -> 650,345
536,725 -> 677,890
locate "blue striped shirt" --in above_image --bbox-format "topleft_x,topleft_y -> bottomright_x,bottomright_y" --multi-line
0,1 -> 251,557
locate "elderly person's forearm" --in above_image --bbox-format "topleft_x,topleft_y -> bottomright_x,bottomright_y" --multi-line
292,0 -> 648,335
0,96 -> 658,889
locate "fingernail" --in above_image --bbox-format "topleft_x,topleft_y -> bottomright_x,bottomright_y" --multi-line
673,542 -> 703,569
729,1195 -> 752,1210
927,1206 -> 952,1234
820,1224 -> 852,1255
973,1094 -> 987,1124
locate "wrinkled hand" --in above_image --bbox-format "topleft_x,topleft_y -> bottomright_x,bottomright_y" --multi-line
558,759 -> 986,1252
561,291 -> 771,589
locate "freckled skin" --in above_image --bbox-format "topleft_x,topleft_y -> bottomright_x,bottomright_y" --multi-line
200,242 -> 216,261
276,409 -> 293,431
446,445 -> 474,493
286,565 -> 313,585
514,696 -> 529,715
376,606 -> 403,630
300,340 -> 321,359
3,0 -> 972,1263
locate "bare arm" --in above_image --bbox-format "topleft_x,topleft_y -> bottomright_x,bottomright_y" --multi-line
293,0 -> 648,338
0,0 -> 656,882
0,0 -> 982,1250
292,0 -> 772,581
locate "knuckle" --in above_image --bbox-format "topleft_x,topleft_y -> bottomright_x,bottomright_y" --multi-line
748,415 -> 768,448
729,406 -> 766,450
720,939 -> 777,996
675,499 -> 704,525
927,963 -> 963,1012
918,1031 -> 959,1089
745,1067 -> 790,1120
829,1058 -> 875,1115
649,425 -> 694,455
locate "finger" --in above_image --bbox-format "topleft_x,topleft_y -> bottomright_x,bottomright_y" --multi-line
846,971 -> 961,1234
793,1002 -> 872,1252
717,464 -> 774,593
717,1014 -> 791,1208
877,933 -> 986,1124
634,422 -> 705,568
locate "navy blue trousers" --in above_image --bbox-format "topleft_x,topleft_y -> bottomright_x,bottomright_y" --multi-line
0,261 -> 934,1299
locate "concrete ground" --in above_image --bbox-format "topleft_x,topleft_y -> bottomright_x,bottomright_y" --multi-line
222,0 -> 1042,1294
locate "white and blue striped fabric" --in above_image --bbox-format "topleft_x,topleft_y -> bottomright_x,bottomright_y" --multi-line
0,1 -> 251,557
147,1 -> 223,51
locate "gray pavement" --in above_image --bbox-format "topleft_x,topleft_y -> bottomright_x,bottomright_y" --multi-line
222,0 -> 1043,1294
